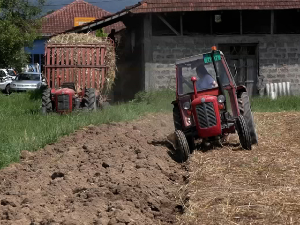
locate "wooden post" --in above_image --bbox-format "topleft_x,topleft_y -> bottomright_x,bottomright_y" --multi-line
240,11 -> 243,35
210,12 -> 213,35
180,13 -> 183,36
144,14 -> 153,91
271,10 -> 274,34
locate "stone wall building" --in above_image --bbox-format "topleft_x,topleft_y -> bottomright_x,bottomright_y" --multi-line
70,0 -> 300,100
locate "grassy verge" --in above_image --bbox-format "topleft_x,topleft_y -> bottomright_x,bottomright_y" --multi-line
0,89 -> 174,169
1,89 -> 299,169
251,95 -> 300,112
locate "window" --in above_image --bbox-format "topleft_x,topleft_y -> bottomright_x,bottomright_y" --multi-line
177,54 -> 230,95
18,73 -> 40,81
0,70 -> 6,78
34,54 -> 40,64
275,10 -> 300,34
243,10 -> 271,34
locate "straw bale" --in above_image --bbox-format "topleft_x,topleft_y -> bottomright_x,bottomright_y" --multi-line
178,112 -> 300,224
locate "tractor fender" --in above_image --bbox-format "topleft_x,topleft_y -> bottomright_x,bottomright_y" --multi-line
236,85 -> 247,98
171,100 -> 178,105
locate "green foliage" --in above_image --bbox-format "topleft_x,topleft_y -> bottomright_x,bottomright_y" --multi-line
251,96 -> 300,112
96,28 -> 108,38
0,89 -> 174,168
0,0 -> 45,71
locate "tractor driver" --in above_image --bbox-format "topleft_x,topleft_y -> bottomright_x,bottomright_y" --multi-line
195,65 -> 218,91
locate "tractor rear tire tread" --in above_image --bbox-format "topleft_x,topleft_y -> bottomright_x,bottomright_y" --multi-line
238,92 -> 258,144
42,88 -> 52,114
175,130 -> 190,162
173,105 -> 182,130
84,88 -> 97,111
236,115 -> 252,150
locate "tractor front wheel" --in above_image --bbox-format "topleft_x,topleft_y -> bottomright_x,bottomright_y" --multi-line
175,130 -> 190,162
238,92 -> 258,144
235,115 -> 252,150
41,88 -> 52,114
84,88 -> 97,111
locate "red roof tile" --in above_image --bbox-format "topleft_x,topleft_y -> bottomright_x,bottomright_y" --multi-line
42,0 -> 124,36
131,0 -> 300,13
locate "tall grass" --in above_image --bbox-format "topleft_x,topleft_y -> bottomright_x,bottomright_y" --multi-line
1,89 -> 299,169
251,96 -> 300,112
0,89 -> 174,168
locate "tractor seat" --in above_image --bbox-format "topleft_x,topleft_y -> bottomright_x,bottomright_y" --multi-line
61,82 -> 76,91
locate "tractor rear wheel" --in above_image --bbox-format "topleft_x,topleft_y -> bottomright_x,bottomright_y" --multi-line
175,130 -> 190,162
238,92 -> 258,144
235,115 -> 252,150
84,88 -> 97,111
41,88 -> 52,114
173,105 -> 182,130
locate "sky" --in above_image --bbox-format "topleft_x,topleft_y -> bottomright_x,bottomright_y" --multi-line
41,0 -> 140,14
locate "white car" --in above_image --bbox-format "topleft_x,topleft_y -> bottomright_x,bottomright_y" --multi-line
0,69 -> 15,94
10,72 -> 47,92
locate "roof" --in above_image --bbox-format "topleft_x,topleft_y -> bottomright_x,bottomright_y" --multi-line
41,0 -> 124,36
68,2 -> 141,33
68,0 -> 300,33
132,0 -> 300,13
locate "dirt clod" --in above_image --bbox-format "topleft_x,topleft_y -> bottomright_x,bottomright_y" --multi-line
51,172 -> 65,180
0,113 -> 183,224
102,162 -> 110,168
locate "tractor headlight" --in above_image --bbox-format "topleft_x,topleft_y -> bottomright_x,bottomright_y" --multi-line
183,102 -> 191,110
217,95 -> 226,103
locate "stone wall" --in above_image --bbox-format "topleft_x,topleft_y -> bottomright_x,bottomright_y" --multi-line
146,35 -> 300,94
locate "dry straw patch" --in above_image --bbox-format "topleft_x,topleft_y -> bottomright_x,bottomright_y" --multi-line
48,33 -> 116,93
178,112 -> 300,225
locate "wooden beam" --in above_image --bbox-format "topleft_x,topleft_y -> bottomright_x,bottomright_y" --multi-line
180,13 -> 183,36
156,14 -> 180,36
210,12 -> 213,34
240,11 -> 243,35
271,10 -> 274,34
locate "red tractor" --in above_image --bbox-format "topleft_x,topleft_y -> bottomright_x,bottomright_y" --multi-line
172,46 -> 257,161
41,82 -> 99,114
41,35 -> 114,114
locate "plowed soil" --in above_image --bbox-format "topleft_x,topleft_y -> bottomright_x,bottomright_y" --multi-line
0,114 -> 185,225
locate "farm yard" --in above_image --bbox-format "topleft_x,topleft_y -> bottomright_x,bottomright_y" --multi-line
2,0 -> 300,224
0,91 -> 300,224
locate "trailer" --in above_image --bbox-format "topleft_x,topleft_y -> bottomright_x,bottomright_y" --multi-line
41,33 -> 115,114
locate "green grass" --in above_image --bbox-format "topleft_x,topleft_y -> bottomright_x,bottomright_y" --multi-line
251,96 -> 300,112
1,89 -> 299,169
0,89 -> 175,168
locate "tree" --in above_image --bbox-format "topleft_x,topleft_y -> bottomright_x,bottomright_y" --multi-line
96,28 -> 108,38
0,0 -> 45,71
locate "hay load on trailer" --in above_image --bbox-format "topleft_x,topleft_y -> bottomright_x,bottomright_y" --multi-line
42,33 -> 116,114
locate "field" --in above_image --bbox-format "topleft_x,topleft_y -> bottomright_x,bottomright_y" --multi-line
179,112 -> 300,224
0,91 -> 300,224
0,90 -> 174,168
